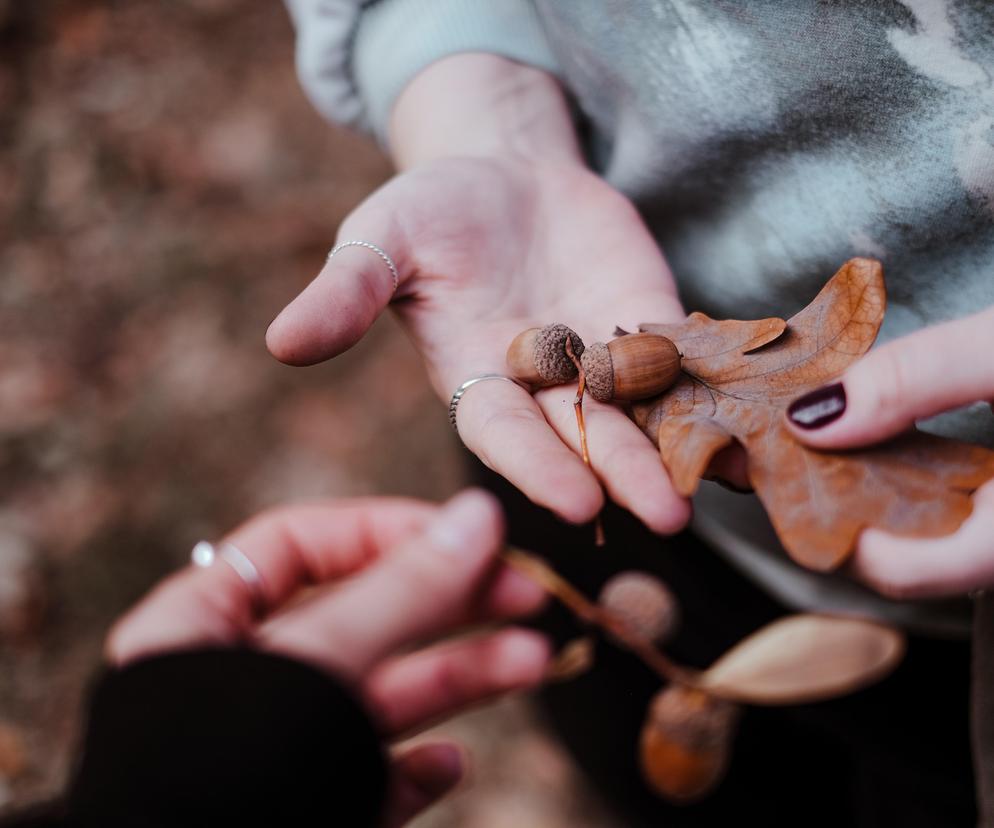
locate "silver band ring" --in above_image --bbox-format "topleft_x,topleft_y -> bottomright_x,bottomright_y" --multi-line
449,374 -> 526,432
328,240 -> 400,293
192,540 -> 266,611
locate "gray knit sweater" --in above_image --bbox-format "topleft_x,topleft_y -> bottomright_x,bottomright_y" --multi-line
285,0 -> 994,634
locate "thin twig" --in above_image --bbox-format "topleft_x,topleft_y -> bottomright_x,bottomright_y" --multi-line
502,548 -> 701,687
564,338 -> 605,546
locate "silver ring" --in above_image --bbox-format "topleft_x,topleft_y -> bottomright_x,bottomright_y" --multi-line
192,540 -> 265,611
448,374 -> 525,432
328,240 -> 400,293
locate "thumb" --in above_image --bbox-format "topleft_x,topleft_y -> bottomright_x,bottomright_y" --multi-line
381,742 -> 466,828
785,308 -> 994,449
266,204 -> 410,366
255,489 -> 505,677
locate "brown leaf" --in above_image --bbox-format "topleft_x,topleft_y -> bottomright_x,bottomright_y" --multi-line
656,415 -> 734,498
698,614 -> 905,705
634,258 -> 994,570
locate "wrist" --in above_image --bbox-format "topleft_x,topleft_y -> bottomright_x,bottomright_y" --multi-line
388,53 -> 583,170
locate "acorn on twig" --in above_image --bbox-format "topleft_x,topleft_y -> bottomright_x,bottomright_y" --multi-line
504,325 -> 681,548
581,333 -> 682,403
598,571 -> 680,646
506,324 -> 586,388
640,685 -> 740,803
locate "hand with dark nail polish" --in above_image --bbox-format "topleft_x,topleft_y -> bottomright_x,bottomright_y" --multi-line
787,383 -> 846,430
785,305 -> 994,600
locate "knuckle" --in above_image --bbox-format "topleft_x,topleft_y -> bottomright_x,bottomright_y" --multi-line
867,345 -> 915,419
859,556 -> 918,601
395,547 -> 458,600
473,406 -> 542,465
432,651 -> 478,701
871,575 -> 914,601
190,575 -> 251,638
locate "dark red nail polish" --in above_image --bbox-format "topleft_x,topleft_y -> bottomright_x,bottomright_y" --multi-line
787,383 -> 847,429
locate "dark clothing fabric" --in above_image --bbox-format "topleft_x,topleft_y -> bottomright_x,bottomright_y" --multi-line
476,458 -> 977,828
1,650 -> 387,828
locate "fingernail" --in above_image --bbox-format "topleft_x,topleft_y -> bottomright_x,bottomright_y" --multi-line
428,489 -> 499,554
408,744 -> 465,798
787,382 -> 847,429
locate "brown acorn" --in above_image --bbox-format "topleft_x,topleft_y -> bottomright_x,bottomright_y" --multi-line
581,333 -> 681,402
640,685 -> 740,803
506,324 -> 585,388
599,571 -> 680,646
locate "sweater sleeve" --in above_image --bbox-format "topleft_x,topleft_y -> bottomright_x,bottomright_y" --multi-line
285,0 -> 560,142
61,649 -> 388,827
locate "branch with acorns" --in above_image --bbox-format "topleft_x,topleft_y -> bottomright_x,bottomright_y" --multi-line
503,549 -> 904,802
499,260 -> 994,801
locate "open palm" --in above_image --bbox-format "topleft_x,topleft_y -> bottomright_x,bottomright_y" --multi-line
268,157 -> 690,533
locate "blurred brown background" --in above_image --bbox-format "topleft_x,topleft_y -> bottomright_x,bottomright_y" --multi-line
0,1 -> 618,824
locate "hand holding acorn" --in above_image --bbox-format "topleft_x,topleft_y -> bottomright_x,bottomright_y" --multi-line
505,324 -> 684,543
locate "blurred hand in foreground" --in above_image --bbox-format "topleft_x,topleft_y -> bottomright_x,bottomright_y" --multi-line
107,489 -> 550,826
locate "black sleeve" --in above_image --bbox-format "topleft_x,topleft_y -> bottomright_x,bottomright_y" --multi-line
5,649 -> 388,828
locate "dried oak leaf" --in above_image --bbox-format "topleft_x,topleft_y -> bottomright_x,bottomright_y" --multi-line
632,258 -> 994,571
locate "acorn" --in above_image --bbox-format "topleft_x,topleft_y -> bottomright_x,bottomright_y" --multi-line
506,324 -> 585,388
599,571 -> 680,646
581,333 -> 681,402
640,685 -> 740,803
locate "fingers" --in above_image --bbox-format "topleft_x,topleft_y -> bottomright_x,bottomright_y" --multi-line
786,308 -> 994,449
365,628 -> 550,735
381,742 -> 466,828
266,201 -> 409,366
454,379 -> 604,524
255,489 -> 507,676
105,498 -> 435,665
223,498 -> 436,606
534,387 -> 692,534
480,564 -> 548,619
848,479 -> 994,600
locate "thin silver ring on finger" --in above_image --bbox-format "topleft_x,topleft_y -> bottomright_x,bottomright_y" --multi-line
327,240 -> 400,294
192,540 -> 266,613
448,374 -> 527,433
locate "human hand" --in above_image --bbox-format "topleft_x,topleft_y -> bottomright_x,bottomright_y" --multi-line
106,490 -> 550,826
785,307 -> 994,599
266,56 -> 690,536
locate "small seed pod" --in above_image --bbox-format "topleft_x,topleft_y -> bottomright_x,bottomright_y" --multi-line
545,636 -> 596,683
506,324 -> 585,388
581,333 -> 681,402
640,685 -> 740,803
599,571 -> 679,645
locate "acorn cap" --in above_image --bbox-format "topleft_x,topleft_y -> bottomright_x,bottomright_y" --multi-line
506,324 -> 585,387
581,342 -> 614,402
598,571 -> 680,645
648,686 -> 738,751
534,323 -> 585,384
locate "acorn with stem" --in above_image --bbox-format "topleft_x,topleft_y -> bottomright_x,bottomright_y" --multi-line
506,324 -> 684,545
